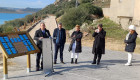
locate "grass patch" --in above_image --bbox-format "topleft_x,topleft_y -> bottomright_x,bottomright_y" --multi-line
91,18 -> 128,40
82,18 -> 140,45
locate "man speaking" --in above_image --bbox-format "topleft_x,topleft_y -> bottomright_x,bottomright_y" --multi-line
34,22 -> 51,71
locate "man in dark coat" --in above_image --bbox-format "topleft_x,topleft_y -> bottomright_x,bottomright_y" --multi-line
53,23 -> 66,64
68,25 -> 83,64
34,22 -> 51,71
92,24 -> 106,65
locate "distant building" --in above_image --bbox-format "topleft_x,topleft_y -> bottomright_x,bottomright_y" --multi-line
103,0 -> 140,37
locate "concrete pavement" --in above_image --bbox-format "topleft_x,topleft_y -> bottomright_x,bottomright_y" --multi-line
0,45 -> 140,80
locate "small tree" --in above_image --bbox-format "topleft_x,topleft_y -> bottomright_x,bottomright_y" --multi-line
60,7 -> 89,30
79,0 -> 93,3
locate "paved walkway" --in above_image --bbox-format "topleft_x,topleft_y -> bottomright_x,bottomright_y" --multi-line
0,16 -> 140,80
29,16 -> 57,39
1,45 -> 140,80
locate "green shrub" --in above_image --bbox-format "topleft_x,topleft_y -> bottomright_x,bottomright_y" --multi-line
3,26 -> 14,33
24,15 -> 34,23
79,0 -> 93,3
60,7 -> 89,30
55,10 -> 64,18
78,3 -> 103,17
60,3 -> 103,30
90,18 -> 128,40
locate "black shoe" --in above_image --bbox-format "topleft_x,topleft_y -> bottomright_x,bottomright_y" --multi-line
61,61 -> 65,64
41,66 -> 43,70
54,62 -> 57,64
97,62 -> 100,65
36,67 -> 39,71
75,59 -> 78,64
91,62 -> 96,64
71,58 -> 74,64
97,59 -> 100,65
92,59 -> 96,64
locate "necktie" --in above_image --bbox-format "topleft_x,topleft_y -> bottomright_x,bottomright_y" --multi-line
59,30 -> 60,43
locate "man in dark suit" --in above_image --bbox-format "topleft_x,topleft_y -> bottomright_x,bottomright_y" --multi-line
92,24 -> 106,65
34,22 -> 51,71
53,23 -> 66,64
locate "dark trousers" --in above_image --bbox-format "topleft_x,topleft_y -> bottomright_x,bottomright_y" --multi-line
36,48 -> 43,68
93,48 -> 102,63
54,44 -> 64,62
93,54 -> 102,63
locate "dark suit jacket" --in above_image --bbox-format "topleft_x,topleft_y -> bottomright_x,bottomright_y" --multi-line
53,28 -> 66,45
34,28 -> 51,49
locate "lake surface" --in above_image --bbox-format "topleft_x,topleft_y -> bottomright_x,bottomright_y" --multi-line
0,13 -> 31,25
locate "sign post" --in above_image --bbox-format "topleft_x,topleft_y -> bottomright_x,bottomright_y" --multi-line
3,54 -> 8,79
0,31 -> 40,79
27,54 -> 31,73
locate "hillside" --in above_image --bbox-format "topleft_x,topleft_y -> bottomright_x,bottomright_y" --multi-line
0,8 -> 17,13
54,0 -> 111,8
0,7 -> 42,13
93,0 -> 111,8
0,0 -> 103,33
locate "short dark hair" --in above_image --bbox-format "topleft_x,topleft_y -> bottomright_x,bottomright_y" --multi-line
40,21 -> 45,25
58,23 -> 62,25
98,24 -> 103,28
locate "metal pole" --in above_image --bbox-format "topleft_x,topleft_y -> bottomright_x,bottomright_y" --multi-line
76,0 -> 78,8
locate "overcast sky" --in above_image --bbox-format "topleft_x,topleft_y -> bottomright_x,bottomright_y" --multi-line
0,0 -> 56,8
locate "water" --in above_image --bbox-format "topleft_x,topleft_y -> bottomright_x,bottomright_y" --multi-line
0,13 -> 31,25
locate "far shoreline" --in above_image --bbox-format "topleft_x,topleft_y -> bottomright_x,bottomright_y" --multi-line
0,12 -> 34,14
0,13 -> 32,25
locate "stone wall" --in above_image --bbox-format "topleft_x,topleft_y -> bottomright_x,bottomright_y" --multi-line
103,0 -> 140,37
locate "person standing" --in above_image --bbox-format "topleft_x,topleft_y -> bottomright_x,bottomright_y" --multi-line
92,24 -> 106,65
124,25 -> 138,66
68,25 -> 83,64
34,22 -> 51,71
53,23 -> 66,64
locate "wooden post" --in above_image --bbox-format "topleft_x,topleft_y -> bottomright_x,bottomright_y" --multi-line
27,54 -> 31,73
3,54 -> 8,79
24,23 -> 26,29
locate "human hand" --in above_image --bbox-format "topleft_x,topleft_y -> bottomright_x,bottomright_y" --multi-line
39,37 -> 43,40
95,29 -> 99,33
77,39 -> 80,41
73,35 -> 76,38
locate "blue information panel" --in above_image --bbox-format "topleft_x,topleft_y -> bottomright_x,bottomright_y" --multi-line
0,32 -> 40,58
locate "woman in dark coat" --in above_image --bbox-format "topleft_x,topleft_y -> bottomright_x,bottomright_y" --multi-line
68,25 -> 83,64
92,24 -> 106,65
124,25 -> 138,66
